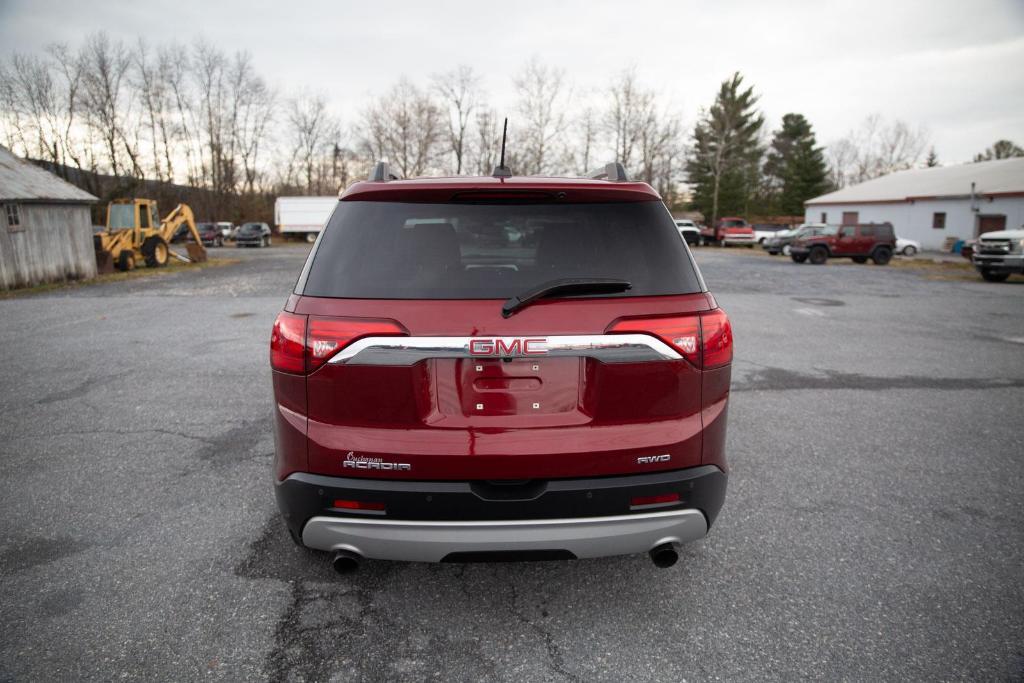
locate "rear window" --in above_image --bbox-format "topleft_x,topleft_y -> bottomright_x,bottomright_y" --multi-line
300,200 -> 702,299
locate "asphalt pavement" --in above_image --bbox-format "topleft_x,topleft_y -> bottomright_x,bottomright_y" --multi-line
1,243 -> 1022,681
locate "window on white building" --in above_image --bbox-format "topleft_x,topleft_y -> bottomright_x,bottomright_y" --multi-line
4,203 -> 23,232
933,212 -> 946,229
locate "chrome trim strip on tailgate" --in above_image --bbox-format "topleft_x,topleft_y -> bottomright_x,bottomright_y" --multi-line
329,334 -> 682,365
301,509 -> 708,561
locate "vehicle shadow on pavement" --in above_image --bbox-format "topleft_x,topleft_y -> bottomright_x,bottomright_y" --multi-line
236,515 -> 704,680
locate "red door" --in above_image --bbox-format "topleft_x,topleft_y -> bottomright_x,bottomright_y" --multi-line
835,225 -> 857,256
977,215 -> 1006,236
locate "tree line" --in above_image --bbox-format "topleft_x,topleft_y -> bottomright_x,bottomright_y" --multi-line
2,32 -> 1018,225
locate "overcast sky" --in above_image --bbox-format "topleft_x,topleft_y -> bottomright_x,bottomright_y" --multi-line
2,0 -> 1022,164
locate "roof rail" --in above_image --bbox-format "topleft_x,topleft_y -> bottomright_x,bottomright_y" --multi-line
368,160 -> 401,182
588,162 -> 629,182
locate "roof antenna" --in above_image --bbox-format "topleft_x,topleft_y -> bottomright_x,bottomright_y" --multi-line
492,118 -> 512,178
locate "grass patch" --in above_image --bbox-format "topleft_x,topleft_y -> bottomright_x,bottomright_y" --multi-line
0,256 -> 239,299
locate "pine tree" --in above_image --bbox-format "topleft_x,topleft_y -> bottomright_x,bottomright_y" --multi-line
926,147 -> 939,167
763,113 -> 829,216
685,73 -> 764,224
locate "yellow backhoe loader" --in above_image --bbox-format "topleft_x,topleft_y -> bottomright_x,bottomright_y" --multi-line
94,199 -> 208,273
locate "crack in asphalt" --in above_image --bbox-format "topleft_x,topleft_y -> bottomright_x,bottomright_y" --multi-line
733,367 -> 1024,393
503,574 -> 580,682
34,371 -> 132,405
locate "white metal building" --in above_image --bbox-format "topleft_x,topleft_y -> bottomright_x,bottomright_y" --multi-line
0,146 -> 98,289
804,157 -> 1024,250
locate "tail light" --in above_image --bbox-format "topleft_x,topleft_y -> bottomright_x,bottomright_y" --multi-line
333,499 -> 386,512
270,312 -> 406,374
607,307 -> 732,369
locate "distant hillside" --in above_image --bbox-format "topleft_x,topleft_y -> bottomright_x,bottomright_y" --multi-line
27,159 -> 275,226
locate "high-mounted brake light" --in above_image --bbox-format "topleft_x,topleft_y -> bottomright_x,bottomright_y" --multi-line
607,308 -> 733,369
270,312 -> 406,375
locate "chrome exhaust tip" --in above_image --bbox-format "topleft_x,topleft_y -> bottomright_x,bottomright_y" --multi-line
649,543 -> 679,568
332,549 -> 362,574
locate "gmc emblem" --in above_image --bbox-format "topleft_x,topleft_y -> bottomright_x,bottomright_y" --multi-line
469,337 -> 547,357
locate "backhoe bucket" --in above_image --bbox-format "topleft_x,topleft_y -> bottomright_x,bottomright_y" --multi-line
186,244 -> 208,263
94,249 -> 115,274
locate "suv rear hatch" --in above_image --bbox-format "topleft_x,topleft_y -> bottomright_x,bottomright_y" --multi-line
281,197 -> 723,481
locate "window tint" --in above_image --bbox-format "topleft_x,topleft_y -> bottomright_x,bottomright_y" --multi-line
860,225 -> 875,237
840,226 -> 857,237
302,200 -> 702,299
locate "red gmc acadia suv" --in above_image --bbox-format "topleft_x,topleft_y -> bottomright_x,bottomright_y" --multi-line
271,161 -> 731,572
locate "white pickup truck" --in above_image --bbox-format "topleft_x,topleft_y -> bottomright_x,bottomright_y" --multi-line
274,196 -> 338,243
972,228 -> 1024,282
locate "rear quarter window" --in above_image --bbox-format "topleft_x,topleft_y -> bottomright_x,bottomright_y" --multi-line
300,200 -> 702,299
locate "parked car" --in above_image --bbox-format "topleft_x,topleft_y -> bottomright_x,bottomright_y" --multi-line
271,161 -> 731,572
752,223 -> 790,245
700,217 -> 756,247
790,222 -> 896,265
763,223 -> 827,255
196,222 -> 224,247
675,219 -> 700,245
235,222 -> 272,247
971,227 -> 1024,282
896,237 -> 920,256
214,221 -> 235,240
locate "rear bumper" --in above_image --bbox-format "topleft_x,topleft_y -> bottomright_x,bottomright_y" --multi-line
303,509 -> 707,562
276,465 -> 726,561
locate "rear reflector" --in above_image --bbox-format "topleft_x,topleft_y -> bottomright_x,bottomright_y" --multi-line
607,307 -> 733,369
270,312 -> 407,375
333,499 -> 386,511
631,493 -> 680,507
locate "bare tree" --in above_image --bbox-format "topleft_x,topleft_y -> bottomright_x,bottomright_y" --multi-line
78,32 -> 136,176
433,65 -> 481,175
574,106 -> 599,173
285,91 -> 340,193
357,78 -> 442,178
472,107 -> 502,175
604,68 -> 652,171
513,58 -> 568,175
827,114 -> 929,187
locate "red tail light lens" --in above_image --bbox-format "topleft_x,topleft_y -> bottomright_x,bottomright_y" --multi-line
306,316 -> 406,372
270,311 -> 307,374
607,315 -> 701,364
701,308 -> 733,369
270,312 -> 406,375
607,308 -> 733,369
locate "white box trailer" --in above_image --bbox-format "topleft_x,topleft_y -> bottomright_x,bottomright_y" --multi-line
274,196 -> 338,243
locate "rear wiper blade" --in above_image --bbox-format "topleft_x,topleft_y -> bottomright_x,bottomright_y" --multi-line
502,277 -> 632,318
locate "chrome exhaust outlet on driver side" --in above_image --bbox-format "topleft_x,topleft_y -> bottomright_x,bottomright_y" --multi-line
332,549 -> 362,574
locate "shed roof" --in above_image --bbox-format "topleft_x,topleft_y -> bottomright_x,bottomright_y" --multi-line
0,146 -> 97,203
806,157 -> 1024,205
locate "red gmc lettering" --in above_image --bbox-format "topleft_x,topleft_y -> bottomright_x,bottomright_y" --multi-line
468,338 -> 548,356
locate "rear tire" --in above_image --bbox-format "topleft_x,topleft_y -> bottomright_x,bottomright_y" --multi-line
141,236 -> 169,267
809,246 -> 828,265
782,244 -> 792,256
791,253 -> 808,263
305,232 -> 317,244
980,269 -> 1010,282
871,247 -> 893,265
116,250 -> 136,272
902,245 -> 917,256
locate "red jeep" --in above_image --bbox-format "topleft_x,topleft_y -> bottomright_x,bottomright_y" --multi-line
790,222 -> 896,265
271,161 -> 731,572
700,217 -> 756,247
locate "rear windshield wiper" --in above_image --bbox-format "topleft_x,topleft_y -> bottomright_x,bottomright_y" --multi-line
502,278 -> 632,318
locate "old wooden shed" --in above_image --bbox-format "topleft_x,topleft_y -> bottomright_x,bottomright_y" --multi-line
0,146 -> 99,290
